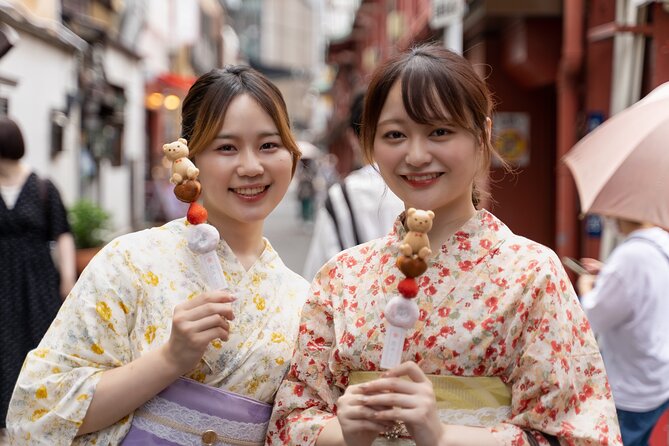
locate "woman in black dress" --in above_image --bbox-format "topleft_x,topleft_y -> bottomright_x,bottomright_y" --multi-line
0,116 -> 75,431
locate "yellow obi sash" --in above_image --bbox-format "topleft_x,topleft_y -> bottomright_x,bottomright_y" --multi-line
349,371 -> 511,411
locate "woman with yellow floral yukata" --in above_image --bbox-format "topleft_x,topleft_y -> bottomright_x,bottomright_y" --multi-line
267,45 -> 622,446
6,66 -> 310,445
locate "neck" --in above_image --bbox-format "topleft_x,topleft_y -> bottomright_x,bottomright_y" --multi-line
425,200 -> 477,251
0,160 -> 28,185
620,220 -> 655,235
208,214 -> 266,271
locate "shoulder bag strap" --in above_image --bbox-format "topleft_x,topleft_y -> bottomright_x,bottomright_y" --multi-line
37,176 -> 51,231
627,236 -> 669,264
324,188 -> 345,251
339,180 -> 361,246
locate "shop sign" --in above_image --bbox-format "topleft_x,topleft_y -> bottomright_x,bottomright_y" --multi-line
431,0 -> 465,28
493,112 -> 530,167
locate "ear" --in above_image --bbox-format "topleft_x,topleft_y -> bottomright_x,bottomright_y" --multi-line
407,208 -> 416,216
178,138 -> 187,145
427,210 -> 435,219
162,144 -> 168,151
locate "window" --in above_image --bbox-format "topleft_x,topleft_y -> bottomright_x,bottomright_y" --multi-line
50,110 -> 67,158
0,97 -> 8,116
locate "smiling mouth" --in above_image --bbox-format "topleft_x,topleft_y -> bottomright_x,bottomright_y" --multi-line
231,186 -> 269,196
402,173 -> 443,182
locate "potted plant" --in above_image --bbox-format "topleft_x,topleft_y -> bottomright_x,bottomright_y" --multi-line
68,199 -> 111,274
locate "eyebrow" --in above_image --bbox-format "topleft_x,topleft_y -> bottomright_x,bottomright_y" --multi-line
377,118 -> 407,126
378,117 -> 456,127
215,131 -> 280,139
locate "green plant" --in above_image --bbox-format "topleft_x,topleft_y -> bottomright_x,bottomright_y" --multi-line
68,199 -> 111,249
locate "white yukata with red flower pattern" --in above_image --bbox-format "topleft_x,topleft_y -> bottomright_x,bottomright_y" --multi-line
267,209 -> 621,446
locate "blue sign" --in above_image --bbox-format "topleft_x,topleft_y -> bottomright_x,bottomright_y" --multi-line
585,214 -> 602,238
586,112 -> 605,133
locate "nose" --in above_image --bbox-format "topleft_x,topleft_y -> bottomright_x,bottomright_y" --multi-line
405,138 -> 432,167
237,149 -> 264,177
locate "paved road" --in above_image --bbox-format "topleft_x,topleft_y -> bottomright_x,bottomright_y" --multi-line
264,180 -> 314,275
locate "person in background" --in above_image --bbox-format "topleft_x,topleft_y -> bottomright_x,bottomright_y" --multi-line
577,217 -> 669,446
302,92 -> 404,280
6,66 -> 309,445
0,116 -> 76,440
296,157 -> 319,223
268,44 -> 621,446
317,152 -> 341,193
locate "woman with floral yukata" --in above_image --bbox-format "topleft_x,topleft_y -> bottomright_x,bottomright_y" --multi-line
267,45 -> 621,446
6,66 -> 310,445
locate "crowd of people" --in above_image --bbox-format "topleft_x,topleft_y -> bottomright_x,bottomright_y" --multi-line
1,44 -> 667,446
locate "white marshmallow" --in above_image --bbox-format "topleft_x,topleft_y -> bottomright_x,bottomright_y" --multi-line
187,223 -> 220,254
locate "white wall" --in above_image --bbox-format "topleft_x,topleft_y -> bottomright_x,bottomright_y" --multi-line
261,0 -> 319,69
259,0 -> 324,133
138,0 -> 202,79
102,46 -> 146,232
0,31 -> 80,205
323,0 -> 361,40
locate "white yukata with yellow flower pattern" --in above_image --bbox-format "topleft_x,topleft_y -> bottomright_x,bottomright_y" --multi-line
6,219 -> 309,445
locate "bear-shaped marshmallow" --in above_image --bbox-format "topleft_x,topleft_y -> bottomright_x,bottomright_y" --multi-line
400,208 -> 435,260
163,138 -> 200,185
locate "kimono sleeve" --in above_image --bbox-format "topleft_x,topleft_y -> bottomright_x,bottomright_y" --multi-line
491,253 -> 621,446
6,239 -> 139,445
267,264 -> 341,446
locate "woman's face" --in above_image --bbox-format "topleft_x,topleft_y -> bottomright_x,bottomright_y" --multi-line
373,81 -> 482,217
194,94 -> 293,228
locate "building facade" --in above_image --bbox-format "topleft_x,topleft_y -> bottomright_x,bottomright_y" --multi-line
0,1 -> 84,206
322,0 -> 669,266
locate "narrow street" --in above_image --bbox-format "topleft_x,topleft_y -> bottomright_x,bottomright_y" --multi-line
263,179 -> 314,275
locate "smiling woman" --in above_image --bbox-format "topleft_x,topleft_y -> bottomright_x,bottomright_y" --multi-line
371,81 -> 483,224
194,94 -> 294,237
6,66 -> 310,446
268,45 -> 622,446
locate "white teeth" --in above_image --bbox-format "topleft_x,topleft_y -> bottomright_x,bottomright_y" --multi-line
406,173 -> 440,181
234,187 -> 266,196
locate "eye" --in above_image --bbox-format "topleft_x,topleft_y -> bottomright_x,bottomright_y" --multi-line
260,142 -> 280,150
215,144 -> 236,152
383,131 -> 405,139
431,128 -> 451,137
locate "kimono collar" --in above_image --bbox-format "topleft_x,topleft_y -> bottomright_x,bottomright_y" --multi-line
390,209 -> 507,265
176,218 -> 279,276
215,236 -> 279,274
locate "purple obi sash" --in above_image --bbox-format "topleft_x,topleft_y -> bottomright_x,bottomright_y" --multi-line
121,377 -> 272,446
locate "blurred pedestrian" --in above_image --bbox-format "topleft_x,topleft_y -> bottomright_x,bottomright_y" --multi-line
296,157 -> 318,222
318,152 -> 341,190
268,44 -> 621,445
302,91 -> 403,279
0,116 -> 76,437
6,66 -> 309,444
577,217 -> 669,446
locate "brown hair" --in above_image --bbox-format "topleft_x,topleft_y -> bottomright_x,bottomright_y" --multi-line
0,116 -> 26,160
361,44 -> 506,206
181,65 -> 301,175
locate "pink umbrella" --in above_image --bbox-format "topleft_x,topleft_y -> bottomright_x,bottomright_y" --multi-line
564,82 -> 669,229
